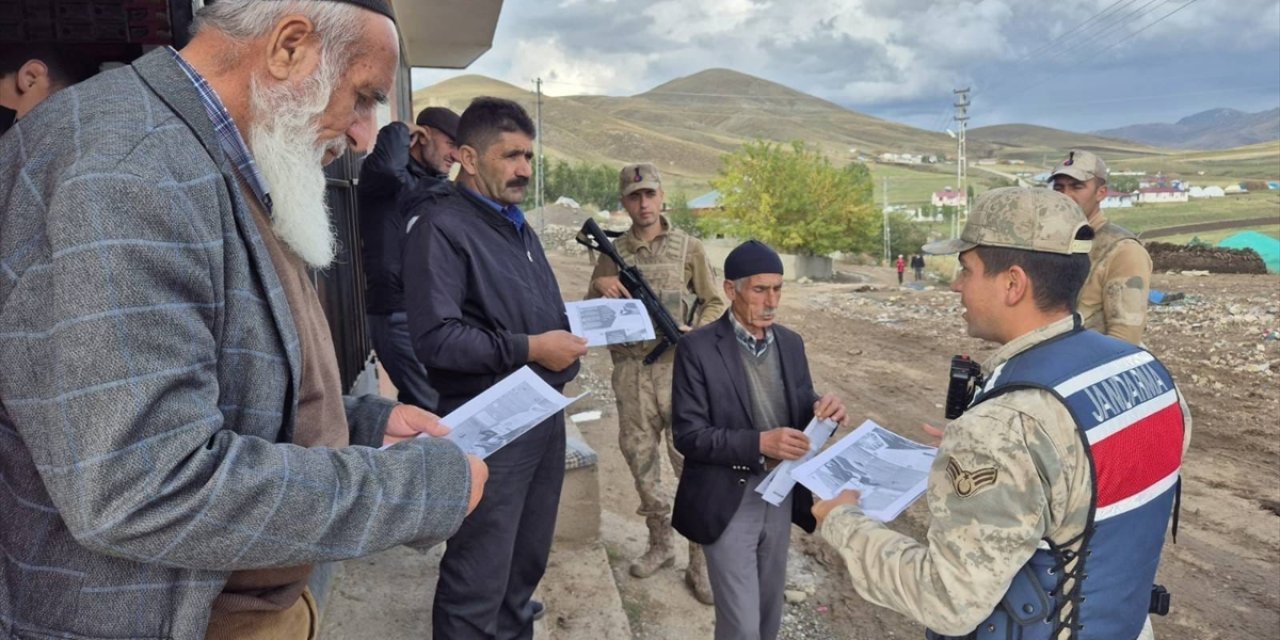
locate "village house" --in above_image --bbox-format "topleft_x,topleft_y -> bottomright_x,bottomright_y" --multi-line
931,189 -> 965,207
1138,186 -> 1189,204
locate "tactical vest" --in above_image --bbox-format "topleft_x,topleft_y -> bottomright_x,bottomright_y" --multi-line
929,327 -> 1184,640
1078,220 -> 1141,333
610,225 -> 696,358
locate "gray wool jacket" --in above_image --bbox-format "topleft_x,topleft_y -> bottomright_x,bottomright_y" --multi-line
0,48 -> 472,639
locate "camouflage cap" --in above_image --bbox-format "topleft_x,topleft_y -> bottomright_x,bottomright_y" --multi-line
922,187 -> 1093,256
1050,149 -> 1108,183
620,163 -> 662,197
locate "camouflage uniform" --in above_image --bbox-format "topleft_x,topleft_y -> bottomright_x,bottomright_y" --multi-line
821,188 -> 1192,638
820,316 -> 1192,637
1077,216 -> 1152,345
588,216 -> 724,580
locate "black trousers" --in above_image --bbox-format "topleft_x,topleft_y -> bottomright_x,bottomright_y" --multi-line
432,404 -> 566,640
368,311 -> 439,411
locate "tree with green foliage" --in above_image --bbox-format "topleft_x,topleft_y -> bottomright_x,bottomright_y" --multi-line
1109,175 -> 1140,193
539,158 -> 618,210
704,141 -> 878,256
887,213 -> 930,260
666,191 -> 703,238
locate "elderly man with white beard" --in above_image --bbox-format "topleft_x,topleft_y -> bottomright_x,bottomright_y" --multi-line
0,2 -> 487,639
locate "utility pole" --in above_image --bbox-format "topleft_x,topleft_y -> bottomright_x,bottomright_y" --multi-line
953,88 -> 970,239
535,77 -> 545,232
882,177 -> 891,262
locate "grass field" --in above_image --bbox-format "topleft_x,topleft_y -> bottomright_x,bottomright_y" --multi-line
1105,192 -> 1280,233
870,162 -> 1014,206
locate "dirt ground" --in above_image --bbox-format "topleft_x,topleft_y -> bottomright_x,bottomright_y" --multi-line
546,247 -> 1280,639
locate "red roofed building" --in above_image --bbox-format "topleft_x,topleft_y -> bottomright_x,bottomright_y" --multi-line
932,189 -> 965,207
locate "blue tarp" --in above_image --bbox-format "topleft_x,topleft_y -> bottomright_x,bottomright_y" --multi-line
1218,231 -> 1280,273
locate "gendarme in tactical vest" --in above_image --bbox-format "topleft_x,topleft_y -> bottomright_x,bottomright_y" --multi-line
932,324 -> 1185,640
607,217 -> 702,360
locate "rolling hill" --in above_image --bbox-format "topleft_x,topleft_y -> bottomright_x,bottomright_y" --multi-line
1094,108 -> 1280,150
413,69 -> 974,181
967,124 -> 1171,163
411,69 -> 1276,188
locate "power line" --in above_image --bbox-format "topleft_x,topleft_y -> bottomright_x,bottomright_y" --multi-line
1092,0 -> 1204,57
968,0 -> 1171,106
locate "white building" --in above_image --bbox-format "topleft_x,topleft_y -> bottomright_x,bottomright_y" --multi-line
1101,191 -> 1135,209
1138,187 -> 1189,204
932,189 -> 965,207
1188,186 -> 1225,198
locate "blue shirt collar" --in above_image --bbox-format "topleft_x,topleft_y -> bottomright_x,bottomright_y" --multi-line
166,47 -> 273,214
464,186 -> 525,231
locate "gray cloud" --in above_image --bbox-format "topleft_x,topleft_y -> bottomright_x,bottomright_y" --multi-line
412,0 -> 1280,132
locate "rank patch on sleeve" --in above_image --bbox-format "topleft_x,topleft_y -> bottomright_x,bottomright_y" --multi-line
946,456 -> 999,498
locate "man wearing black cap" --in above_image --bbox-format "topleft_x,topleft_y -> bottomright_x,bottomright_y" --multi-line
0,1 -> 486,639
359,106 -> 460,411
671,240 -> 847,640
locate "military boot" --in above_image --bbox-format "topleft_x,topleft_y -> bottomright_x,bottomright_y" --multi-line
629,517 -> 676,578
684,542 -> 714,605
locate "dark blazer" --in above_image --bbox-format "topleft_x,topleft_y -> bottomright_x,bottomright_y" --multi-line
671,312 -> 820,545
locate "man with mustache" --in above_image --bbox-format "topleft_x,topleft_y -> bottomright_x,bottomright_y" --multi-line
403,97 -> 588,640
359,106 -> 460,412
586,162 -> 724,603
0,2 -> 486,638
671,240 -> 846,640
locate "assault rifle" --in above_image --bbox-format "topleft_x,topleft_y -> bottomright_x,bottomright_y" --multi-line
576,218 -> 684,365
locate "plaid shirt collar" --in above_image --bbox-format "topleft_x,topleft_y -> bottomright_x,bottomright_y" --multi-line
167,47 -> 273,213
730,312 -> 774,358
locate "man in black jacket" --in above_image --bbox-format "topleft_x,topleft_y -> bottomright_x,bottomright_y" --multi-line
358,106 -> 459,410
403,97 -> 588,640
672,240 -> 846,640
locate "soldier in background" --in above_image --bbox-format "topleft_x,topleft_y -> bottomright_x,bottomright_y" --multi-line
814,188 -> 1191,639
1050,149 -> 1153,345
587,163 -> 725,603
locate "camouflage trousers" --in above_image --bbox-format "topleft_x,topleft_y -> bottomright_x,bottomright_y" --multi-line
611,351 -> 683,521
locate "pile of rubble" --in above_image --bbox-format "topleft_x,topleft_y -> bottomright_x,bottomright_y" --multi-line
540,224 -> 590,256
1147,242 -> 1268,274
799,275 -> 1279,384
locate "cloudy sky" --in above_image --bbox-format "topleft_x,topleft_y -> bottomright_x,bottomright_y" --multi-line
411,0 -> 1280,133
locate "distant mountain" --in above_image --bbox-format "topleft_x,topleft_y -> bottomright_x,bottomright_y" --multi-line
1093,108 -> 1280,150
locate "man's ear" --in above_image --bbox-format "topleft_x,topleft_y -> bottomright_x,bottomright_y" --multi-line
722,279 -> 736,302
265,15 -> 322,82
15,60 -> 50,96
1005,265 -> 1032,307
457,144 -> 479,176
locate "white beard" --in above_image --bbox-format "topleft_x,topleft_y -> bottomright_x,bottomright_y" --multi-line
247,63 -> 347,269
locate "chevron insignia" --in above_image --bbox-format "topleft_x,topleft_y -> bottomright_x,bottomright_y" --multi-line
946,457 -> 999,498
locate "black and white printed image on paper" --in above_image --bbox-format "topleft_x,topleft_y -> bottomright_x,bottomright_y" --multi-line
565,299 -> 655,347
790,419 -> 936,521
